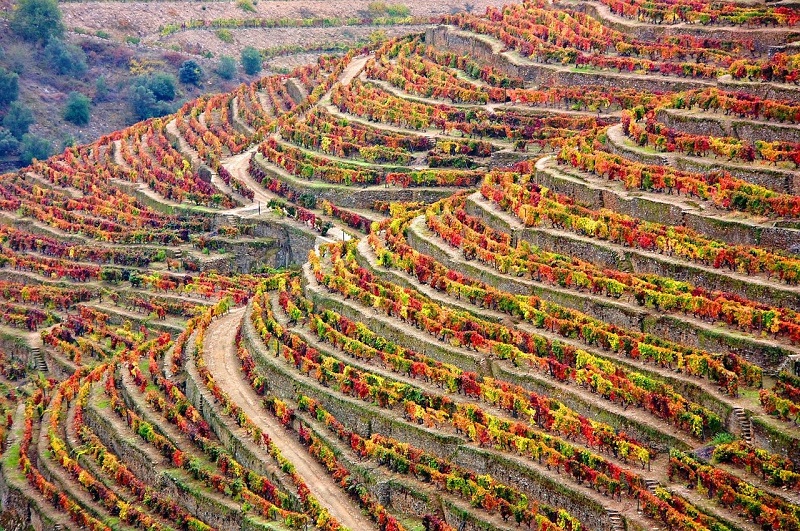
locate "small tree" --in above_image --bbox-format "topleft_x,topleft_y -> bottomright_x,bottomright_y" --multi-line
63,91 -> 90,125
3,102 -> 34,139
179,60 -> 203,85
216,55 -> 237,80
147,72 -> 177,101
241,46 -> 262,75
11,0 -> 64,44
0,67 -> 19,107
44,39 -> 87,77
19,133 -> 52,165
94,76 -> 109,103
0,128 -> 19,155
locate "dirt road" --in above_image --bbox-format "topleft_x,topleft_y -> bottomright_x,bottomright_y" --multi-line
202,307 -> 375,531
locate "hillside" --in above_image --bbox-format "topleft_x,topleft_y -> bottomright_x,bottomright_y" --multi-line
0,0 -> 512,172
1,1 -> 800,531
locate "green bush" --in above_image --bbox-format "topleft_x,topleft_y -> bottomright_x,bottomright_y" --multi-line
134,72 -> 177,101
0,67 -> 19,107
130,85 -> 174,121
241,46 -> 262,75
0,128 -> 19,155
215,29 -> 233,43
3,102 -> 34,140
216,55 -> 237,80
44,39 -> 87,77
11,0 -> 64,44
236,0 -> 256,12
19,133 -> 52,165
94,76 -> 109,103
63,91 -> 90,125
179,60 -> 203,85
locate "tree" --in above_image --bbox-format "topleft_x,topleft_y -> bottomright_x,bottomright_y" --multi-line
11,0 -> 64,44
146,73 -> 177,101
0,128 -> 19,155
3,102 -> 34,140
241,46 -> 262,75
93,76 -> 109,103
129,85 -> 174,121
179,60 -> 203,85
44,39 -> 87,77
63,92 -> 90,125
19,133 -> 52,165
0,67 -> 19,107
216,55 -> 237,80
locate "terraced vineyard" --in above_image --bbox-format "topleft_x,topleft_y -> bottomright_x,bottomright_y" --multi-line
4,1 -> 800,530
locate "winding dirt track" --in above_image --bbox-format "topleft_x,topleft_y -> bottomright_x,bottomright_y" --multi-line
202,307 -> 376,531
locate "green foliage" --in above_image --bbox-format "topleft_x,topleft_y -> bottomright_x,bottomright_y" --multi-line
367,2 -> 410,17
216,55 -> 237,80
215,29 -> 233,43
3,102 -> 34,140
240,46 -> 262,75
147,72 -> 177,101
124,36 -> 140,45
10,0 -> 64,44
0,128 -> 19,156
178,60 -> 203,85
710,432 -> 736,446
63,91 -> 90,125
44,39 -> 87,77
129,84 -> 174,121
0,67 -> 19,108
236,0 -> 256,12
94,76 -> 109,103
19,133 -> 52,165
129,73 -> 177,120
95,30 -> 110,39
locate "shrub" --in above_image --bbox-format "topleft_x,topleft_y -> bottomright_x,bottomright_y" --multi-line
44,39 -> 88,77
179,60 -> 203,85
241,46 -> 262,75
145,73 -> 177,101
63,92 -> 90,125
129,85 -> 174,121
236,0 -> 256,12
3,102 -> 34,140
94,76 -> 109,103
215,29 -> 233,43
0,67 -> 19,107
216,55 -> 237,80
19,133 -> 52,165
10,0 -> 64,44
0,128 -> 19,155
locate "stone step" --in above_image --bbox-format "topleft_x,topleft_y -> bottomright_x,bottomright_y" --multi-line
607,509 -> 625,531
30,346 -> 47,373
733,407 -> 753,444
644,479 -> 659,493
